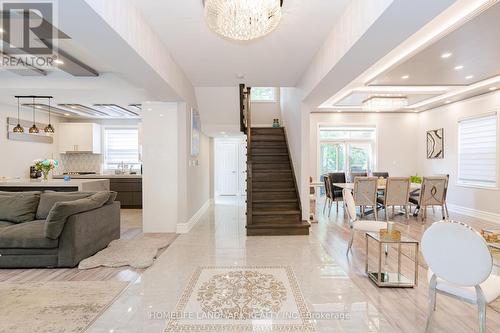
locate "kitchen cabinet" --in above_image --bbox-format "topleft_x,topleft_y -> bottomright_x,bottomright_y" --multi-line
59,123 -> 101,154
109,178 -> 142,208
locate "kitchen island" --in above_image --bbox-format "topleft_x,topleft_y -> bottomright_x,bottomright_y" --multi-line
0,179 -> 110,192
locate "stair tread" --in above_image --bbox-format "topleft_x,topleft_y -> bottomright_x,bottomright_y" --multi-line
252,188 -> 295,192
247,221 -> 310,229
253,199 -> 297,203
251,152 -> 288,156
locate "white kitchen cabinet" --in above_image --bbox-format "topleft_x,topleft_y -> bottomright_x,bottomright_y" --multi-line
58,123 -> 101,154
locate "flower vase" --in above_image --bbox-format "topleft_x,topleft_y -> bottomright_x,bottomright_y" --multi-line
42,170 -> 49,181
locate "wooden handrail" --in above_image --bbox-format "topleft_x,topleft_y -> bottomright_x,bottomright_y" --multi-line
239,84 -> 252,225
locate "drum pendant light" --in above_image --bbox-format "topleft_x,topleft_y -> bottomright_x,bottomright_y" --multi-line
13,97 -> 24,133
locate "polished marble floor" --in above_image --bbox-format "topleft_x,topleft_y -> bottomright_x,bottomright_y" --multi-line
87,197 -> 398,332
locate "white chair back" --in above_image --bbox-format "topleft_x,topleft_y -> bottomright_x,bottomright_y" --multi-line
421,221 -> 492,286
343,189 -> 357,223
420,177 -> 447,206
385,177 -> 410,206
353,177 -> 378,206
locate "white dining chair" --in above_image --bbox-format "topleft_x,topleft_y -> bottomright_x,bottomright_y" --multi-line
422,220 -> 500,333
377,177 -> 411,221
343,189 -> 387,255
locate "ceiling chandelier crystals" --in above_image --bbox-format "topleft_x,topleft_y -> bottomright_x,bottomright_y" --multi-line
204,0 -> 283,41
362,95 -> 409,112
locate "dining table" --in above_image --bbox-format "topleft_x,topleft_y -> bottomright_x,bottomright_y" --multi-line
331,182 -> 422,191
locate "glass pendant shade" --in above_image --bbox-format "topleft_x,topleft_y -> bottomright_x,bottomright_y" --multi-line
44,97 -> 55,133
13,97 -> 24,133
29,98 -> 39,133
204,0 -> 282,41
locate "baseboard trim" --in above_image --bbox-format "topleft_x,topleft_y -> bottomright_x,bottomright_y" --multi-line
447,203 -> 500,225
176,199 -> 213,234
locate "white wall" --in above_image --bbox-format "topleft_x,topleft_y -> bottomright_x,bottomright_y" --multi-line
280,88 -> 310,220
251,89 -> 281,127
418,91 -> 500,217
195,87 -> 240,136
309,112 -> 419,179
0,106 -> 60,178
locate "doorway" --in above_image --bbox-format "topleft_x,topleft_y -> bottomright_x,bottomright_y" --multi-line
214,137 -> 246,196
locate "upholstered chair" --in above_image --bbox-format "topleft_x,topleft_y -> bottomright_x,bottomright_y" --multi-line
327,172 -> 346,215
377,177 -> 411,221
343,189 -> 387,255
353,177 -> 379,220
410,176 -> 448,222
348,172 -> 368,182
322,175 -> 333,215
372,172 -> 389,179
422,221 -> 500,333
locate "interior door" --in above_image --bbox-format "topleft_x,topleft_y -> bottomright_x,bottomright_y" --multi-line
216,142 -> 239,196
238,141 -> 247,196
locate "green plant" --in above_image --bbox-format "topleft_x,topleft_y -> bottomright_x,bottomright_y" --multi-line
410,175 -> 422,184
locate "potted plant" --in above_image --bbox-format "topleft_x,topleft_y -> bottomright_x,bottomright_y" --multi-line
34,159 -> 59,181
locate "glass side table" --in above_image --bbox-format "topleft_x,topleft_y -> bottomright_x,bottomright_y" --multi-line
365,232 -> 419,288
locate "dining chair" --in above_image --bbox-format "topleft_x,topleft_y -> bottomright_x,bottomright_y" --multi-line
353,177 -> 379,220
372,172 -> 389,179
422,220 -> 500,333
349,172 -> 368,182
322,175 -> 333,215
377,177 -> 411,221
328,172 -> 346,214
410,176 -> 448,222
343,189 -> 387,255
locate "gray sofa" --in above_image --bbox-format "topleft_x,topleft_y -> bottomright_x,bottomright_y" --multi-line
0,191 -> 120,268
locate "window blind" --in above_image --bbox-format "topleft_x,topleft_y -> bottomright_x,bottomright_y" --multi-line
104,128 -> 140,168
458,113 -> 497,186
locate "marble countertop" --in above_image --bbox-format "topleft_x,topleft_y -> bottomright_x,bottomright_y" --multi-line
0,178 -> 109,187
53,174 -> 142,179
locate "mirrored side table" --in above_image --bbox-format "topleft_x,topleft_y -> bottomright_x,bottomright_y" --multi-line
365,232 -> 419,288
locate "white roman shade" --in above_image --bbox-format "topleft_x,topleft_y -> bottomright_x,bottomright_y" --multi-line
458,113 -> 497,187
104,127 -> 140,169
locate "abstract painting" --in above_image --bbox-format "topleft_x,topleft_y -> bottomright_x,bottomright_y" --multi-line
427,128 -> 444,159
191,108 -> 201,156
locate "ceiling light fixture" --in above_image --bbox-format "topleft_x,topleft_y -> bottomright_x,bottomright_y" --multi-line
29,97 -> 39,134
44,97 -> 55,133
13,97 -> 24,133
465,75 -> 474,79
445,100 -> 451,104
441,52 -> 452,58
362,96 -> 408,112
54,59 -> 64,65
401,75 -> 410,79
454,65 -> 463,70
203,0 -> 283,41
490,87 -> 497,91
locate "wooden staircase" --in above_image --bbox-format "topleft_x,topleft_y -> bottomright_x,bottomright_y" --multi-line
246,127 -> 310,236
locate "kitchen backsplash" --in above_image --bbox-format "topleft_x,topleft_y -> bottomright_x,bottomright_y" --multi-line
58,154 -> 103,174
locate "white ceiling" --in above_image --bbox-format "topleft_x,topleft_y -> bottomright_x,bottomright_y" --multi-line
130,0 -> 350,87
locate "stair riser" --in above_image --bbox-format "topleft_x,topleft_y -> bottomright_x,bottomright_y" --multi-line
253,163 -> 290,171
252,181 -> 294,189
252,215 -> 301,224
252,192 -> 296,200
251,148 -> 288,154
251,155 -> 289,162
250,141 -> 287,148
251,135 -> 285,142
253,173 -> 292,181
251,128 -> 284,135
246,228 -> 309,236
253,202 -> 299,210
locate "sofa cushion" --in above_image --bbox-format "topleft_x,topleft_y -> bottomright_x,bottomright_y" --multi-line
0,191 -> 41,223
0,221 -> 15,228
44,191 -> 111,239
0,220 -> 58,249
36,191 -> 96,220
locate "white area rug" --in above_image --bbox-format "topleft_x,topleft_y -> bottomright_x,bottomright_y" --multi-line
0,281 -> 127,333
79,235 -> 176,269
165,266 -> 315,332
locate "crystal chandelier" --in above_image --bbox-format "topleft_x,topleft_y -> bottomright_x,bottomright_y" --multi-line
362,96 -> 408,111
203,0 -> 283,41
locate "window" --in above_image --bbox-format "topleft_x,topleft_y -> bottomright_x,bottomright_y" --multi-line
319,127 -> 376,177
103,127 -> 140,170
458,113 -> 497,188
250,87 -> 277,102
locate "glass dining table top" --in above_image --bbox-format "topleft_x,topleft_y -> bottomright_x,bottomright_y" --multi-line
331,182 -> 421,191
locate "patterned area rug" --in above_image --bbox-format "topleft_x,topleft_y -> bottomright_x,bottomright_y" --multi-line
0,281 -> 127,333
165,266 -> 315,332
79,235 -> 176,269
